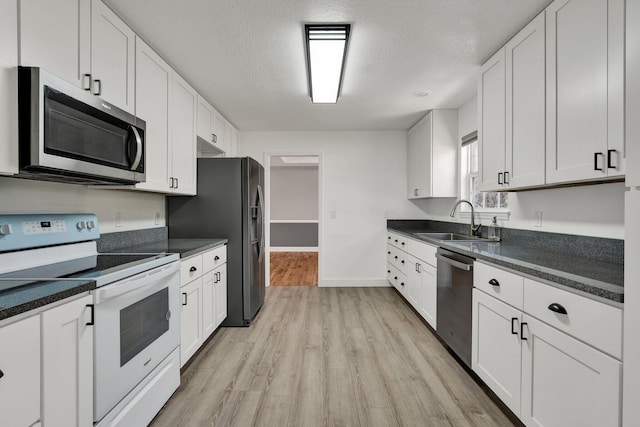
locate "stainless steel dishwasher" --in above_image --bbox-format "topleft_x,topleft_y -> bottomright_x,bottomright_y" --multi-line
436,247 -> 474,367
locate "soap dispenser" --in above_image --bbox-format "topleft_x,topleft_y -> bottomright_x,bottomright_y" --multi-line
488,216 -> 501,242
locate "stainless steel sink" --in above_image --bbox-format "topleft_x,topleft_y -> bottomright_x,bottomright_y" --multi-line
414,232 -> 488,242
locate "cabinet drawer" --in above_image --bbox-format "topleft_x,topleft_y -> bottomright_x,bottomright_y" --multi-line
474,262 -> 524,310
387,231 -> 408,251
203,245 -> 227,273
387,264 -> 406,294
387,245 -> 407,273
180,255 -> 203,287
406,238 -> 437,266
523,278 -> 622,359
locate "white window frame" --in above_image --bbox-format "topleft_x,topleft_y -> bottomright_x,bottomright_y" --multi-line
459,134 -> 510,222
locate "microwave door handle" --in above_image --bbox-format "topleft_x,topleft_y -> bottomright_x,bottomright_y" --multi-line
129,125 -> 143,170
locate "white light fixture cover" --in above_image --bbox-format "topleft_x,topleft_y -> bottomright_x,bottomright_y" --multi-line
305,24 -> 350,104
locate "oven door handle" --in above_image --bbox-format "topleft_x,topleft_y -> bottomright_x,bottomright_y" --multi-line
436,253 -> 473,271
96,262 -> 179,303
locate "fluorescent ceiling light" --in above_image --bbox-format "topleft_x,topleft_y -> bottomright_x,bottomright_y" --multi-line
305,24 -> 350,104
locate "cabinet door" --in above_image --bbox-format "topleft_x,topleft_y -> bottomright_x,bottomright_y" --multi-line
418,262 -> 437,329
472,290 -> 522,416
505,13 -> 546,189
407,125 -> 420,198
180,278 -> 202,367
405,256 -> 420,309
521,315 -> 622,427
546,0 -> 624,183
223,121 -> 233,156
202,270 -> 216,340
0,316 -> 40,427
431,110 -> 458,197
134,37 -> 172,193
0,0 -> 18,175
171,74 -> 197,195
197,96 -> 215,143
214,265 -> 228,328
212,111 -> 226,152
626,0 -> 640,187
19,0 -> 91,89
42,295 -> 93,427
416,115 -> 433,197
91,0 -> 135,113
478,48 -> 506,191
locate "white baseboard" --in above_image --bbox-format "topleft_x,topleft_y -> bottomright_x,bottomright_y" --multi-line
270,247 -> 319,252
319,279 -> 390,288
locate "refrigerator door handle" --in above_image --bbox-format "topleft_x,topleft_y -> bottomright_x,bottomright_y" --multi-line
257,184 -> 265,262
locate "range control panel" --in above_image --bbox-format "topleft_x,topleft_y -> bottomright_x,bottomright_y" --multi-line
0,214 -> 100,253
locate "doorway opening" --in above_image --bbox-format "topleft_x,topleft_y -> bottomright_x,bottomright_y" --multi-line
268,155 -> 319,286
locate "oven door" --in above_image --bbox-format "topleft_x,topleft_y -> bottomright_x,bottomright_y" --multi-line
92,261 -> 180,423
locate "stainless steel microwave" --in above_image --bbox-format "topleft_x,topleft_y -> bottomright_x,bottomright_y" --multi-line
18,67 -> 145,185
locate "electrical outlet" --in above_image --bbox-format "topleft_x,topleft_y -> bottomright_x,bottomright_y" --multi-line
534,210 -> 542,227
154,211 -> 161,225
115,211 -> 123,227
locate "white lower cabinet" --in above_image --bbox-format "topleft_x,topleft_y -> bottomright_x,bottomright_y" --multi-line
0,294 -> 93,427
472,289 -> 522,416
386,231 -> 437,329
472,262 -> 622,426
0,316 -> 40,427
42,295 -> 94,427
521,315 -> 622,427
180,246 -> 228,367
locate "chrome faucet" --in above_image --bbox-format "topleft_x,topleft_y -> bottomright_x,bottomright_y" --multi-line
450,199 -> 481,237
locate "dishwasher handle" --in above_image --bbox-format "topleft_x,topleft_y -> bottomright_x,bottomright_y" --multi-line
437,253 -> 473,271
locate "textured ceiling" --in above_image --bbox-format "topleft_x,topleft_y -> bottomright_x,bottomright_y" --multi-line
104,0 -> 552,131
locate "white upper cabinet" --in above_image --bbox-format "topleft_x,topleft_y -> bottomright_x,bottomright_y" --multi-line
20,0 -> 135,113
230,128 -> 239,157
197,95 -> 226,155
407,110 -> 458,199
478,49 -> 506,192
505,13 -> 546,189
90,0 -> 136,113
134,37 -> 172,193
626,0 -> 640,187
480,12 -> 545,192
19,0 -> 91,89
0,0 -> 18,175
546,0 -> 625,183
171,73 -> 198,195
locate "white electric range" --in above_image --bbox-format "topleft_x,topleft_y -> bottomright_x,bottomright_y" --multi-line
0,213 -> 181,427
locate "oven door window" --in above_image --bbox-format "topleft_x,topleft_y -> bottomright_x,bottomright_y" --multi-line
120,288 -> 169,366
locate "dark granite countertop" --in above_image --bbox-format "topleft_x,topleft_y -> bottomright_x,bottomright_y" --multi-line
0,279 -> 95,321
388,226 -> 624,304
108,238 -> 228,259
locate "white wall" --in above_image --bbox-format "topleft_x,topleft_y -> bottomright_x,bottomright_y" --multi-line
412,96 -> 625,239
239,131 -> 426,287
270,166 -> 318,220
0,177 -> 166,233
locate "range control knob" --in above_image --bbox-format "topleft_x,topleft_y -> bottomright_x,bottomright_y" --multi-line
86,220 -> 96,230
0,224 -> 13,235
76,221 -> 86,230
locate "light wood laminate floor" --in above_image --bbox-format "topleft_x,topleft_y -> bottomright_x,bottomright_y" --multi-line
151,287 -> 516,427
270,252 -> 318,286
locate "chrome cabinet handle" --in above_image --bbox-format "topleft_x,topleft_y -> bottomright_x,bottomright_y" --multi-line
548,303 -> 568,315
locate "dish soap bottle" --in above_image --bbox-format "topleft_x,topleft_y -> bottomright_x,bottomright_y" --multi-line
488,216 -> 501,242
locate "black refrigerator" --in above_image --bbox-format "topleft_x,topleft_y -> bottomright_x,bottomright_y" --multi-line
168,157 -> 265,326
